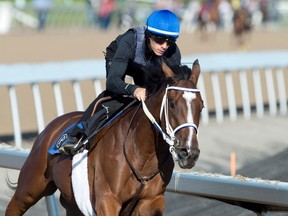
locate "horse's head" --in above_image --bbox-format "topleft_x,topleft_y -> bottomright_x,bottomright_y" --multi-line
160,60 -> 204,169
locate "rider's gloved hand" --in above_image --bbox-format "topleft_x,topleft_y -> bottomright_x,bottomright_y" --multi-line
133,87 -> 146,101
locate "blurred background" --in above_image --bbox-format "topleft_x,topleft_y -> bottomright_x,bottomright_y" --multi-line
0,0 -> 287,34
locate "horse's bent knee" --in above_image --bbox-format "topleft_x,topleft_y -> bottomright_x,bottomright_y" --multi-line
134,197 -> 165,216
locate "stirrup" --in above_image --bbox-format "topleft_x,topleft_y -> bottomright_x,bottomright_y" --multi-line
59,136 -> 81,156
70,136 -> 86,156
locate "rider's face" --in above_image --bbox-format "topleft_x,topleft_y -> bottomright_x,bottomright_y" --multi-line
149,34 -> 176,56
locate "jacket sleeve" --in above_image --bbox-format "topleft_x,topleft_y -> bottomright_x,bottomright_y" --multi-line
106,31 -> 139,95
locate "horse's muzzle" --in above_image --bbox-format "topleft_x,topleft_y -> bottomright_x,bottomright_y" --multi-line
177,148 -> 200,169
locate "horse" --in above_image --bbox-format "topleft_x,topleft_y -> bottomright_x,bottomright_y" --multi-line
5,59 -> 203,216
232,7 -> 252,49
197,0 -> 220,38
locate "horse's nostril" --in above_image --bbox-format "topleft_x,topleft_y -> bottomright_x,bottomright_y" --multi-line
178,149 -> 189,159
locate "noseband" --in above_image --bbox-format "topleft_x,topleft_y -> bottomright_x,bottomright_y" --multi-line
142,85 -> 200,159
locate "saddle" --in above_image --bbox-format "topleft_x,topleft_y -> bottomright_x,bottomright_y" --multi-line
48,96 -> 137,155
85,95 -> 136,134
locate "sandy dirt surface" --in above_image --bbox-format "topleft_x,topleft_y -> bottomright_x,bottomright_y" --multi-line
0,28 -> 288,63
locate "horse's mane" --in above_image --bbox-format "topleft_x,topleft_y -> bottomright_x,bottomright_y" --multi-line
141,58 -> 192,96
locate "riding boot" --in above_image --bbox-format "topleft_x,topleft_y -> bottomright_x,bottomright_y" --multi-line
58,122 -> 86,156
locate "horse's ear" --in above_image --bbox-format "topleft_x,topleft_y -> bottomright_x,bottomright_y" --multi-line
162,61 -> 175,78
189,59 -> 201,84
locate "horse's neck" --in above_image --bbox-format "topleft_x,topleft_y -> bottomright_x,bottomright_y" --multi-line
130,99 -> 169,174
134,92 -> 167,152
146,98 -> 162,119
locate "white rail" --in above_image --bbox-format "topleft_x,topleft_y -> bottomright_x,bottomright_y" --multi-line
1,52 -> 287,147
184,51 -> 288,124
0,60 -> 104,148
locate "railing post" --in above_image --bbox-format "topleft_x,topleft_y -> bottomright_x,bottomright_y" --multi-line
225,72 -> 237,121
198,74 -> 209,125
8,85 -> 22,148
239,70 -> 251,119
276,68 -> 287,115
73,80 -> 84,111
211,73 -> 223,123
45,196 -> 59,216
53,82 -> 65,116
265,68 -> 277,116
252,69 -> 264,118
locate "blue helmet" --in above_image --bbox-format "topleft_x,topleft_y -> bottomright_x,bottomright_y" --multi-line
146,9 -> 180,38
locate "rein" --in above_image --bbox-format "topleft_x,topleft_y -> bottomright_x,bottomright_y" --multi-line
142,85 -> 200,159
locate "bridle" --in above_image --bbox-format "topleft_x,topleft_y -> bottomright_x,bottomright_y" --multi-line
142,85 -> 200,159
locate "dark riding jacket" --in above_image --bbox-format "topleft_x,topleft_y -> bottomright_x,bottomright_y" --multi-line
105,26 -> 182,96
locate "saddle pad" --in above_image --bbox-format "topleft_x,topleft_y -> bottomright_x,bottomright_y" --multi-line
72,150 -> 96,216
48,124 -> 76,155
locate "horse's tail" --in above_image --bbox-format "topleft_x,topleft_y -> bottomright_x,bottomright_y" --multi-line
5,169 -> 17,191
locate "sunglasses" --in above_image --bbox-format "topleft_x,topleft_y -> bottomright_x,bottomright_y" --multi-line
151,34 -> 176,46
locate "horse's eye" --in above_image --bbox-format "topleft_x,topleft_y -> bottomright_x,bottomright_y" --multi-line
168,100 -> 176,109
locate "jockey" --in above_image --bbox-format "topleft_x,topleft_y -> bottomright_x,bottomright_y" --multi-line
59,9 -> 182,156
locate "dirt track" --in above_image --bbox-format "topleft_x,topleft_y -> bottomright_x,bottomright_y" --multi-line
1,28 -> 288,63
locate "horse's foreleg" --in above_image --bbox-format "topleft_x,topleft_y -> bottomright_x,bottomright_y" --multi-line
133,195 -> 165,216
94,195 -> 122,216
134,198 -> 165,216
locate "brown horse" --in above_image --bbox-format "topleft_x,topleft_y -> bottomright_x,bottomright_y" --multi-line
197,0 -> 220,37
233,7 -> 252,48
6,60 -> 203,216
